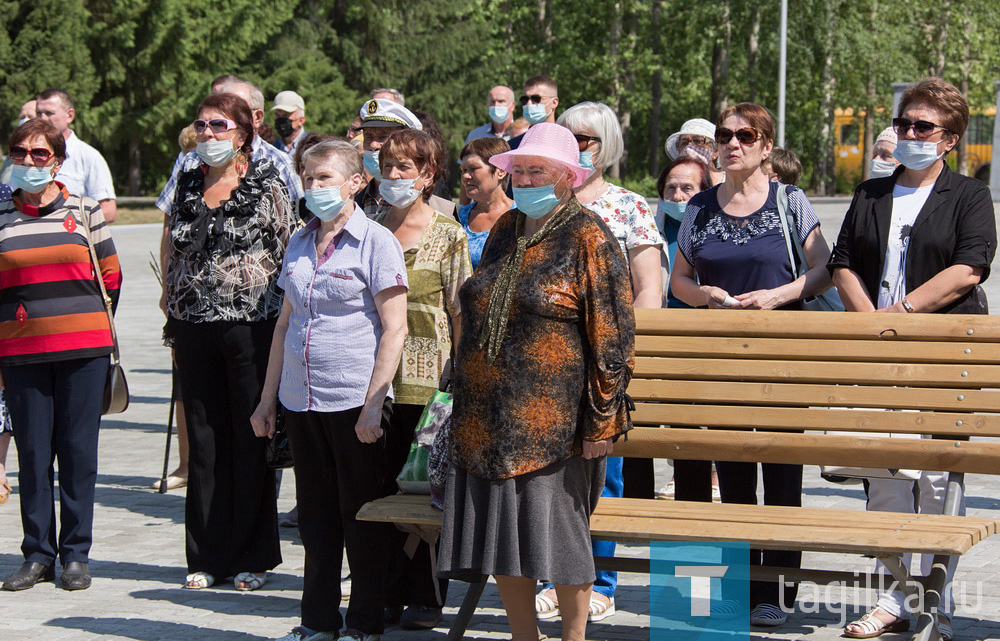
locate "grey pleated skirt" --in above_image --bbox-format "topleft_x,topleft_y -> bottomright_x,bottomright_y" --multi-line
437,455 -> 606,586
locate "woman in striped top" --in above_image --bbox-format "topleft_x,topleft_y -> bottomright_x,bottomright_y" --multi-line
0,119 -> 121,592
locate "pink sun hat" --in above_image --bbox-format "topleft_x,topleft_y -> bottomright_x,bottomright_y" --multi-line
489,122 -> 592,187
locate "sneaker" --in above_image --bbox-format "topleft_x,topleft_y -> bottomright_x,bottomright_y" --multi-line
400,605 -> 443,630
336,629 -> 381,641
341,573 -> 351,601
750,603 -> 787,627
280,506 -> 299,528
655,481 -> 675,500
273,627 -> 331,641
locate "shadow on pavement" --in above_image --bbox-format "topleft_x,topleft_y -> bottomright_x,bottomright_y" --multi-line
130,586 -> 300,616
45,616 -> 272,641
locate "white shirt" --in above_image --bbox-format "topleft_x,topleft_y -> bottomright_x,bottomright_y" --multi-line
56,132 -> 116,201
878,183 -> 933,309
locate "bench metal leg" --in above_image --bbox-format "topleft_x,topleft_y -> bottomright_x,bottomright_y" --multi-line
447,575 -> 488,641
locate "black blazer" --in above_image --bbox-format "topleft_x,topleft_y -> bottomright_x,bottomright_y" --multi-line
828,163 -> 996,314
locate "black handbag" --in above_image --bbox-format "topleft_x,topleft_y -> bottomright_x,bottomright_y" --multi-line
265,405 -> 293,469
80,202 -> 129,415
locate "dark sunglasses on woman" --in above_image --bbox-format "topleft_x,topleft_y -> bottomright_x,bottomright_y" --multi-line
715,127 -> 761,146
892,118 -> 951,139
574,134 -> 601,151
192,118 -> 238,134
8,146 -> 54,164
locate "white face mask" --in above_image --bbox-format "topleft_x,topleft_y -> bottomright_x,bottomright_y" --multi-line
196,139 -> 238,167
869,158 -> 898,179
379,177 -> 422,208
892,139 -> 944,171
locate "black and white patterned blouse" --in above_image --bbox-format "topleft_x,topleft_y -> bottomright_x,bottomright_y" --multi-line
165,159 -> 294,323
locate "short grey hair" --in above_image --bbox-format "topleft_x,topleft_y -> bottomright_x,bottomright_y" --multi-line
370,87 -> 405,106
302,140 -> 363,180
557,102 -> 624,170
221,80 -> 265,112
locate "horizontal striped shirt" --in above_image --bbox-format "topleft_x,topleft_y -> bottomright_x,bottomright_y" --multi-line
0,184 -> 122,365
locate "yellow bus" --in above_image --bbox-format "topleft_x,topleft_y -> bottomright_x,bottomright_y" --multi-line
835,107 -> 994,185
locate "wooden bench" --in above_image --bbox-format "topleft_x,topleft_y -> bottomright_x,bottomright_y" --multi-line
358,309 -> 1000,641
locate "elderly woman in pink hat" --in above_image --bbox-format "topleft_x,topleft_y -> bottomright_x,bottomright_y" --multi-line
437,122 -> 635,641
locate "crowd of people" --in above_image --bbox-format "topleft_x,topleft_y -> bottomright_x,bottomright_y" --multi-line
0,72 -> 995,641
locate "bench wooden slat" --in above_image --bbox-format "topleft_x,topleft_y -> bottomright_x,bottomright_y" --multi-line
612,427 -> 1000,474
631,404 -> 1000,437
626,379 -> 1000,412
635,335 -> 1000,364
634,308 -> 1000,342
357,495 -> 995,556
633,357 -> 999,388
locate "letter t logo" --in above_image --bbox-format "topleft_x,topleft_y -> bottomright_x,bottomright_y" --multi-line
675,566 -> 729,616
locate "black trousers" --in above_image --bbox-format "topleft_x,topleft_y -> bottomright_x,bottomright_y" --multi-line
621,457 -> 655,499
287,401 -> 393,634
384,402 -> 449,607
715,457 -> 803,607
673,459 -> 713,502
3,356 -> 106,566
172,319 -> 281,578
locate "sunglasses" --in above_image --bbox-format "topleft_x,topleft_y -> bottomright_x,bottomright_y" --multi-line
678,135 -> 713,148
574,134 -> 601,151
715,127 -> 761,146
192,118 -> 238,134
9,146 -> 54,163
892,117 -> 951,139
519,94 -> 553,106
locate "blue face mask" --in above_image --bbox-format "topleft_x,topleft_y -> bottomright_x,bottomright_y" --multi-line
892,139 -> 944,171
489,105 -> 508,124
579,152 -> 595,170
363,150 -> 381,180
10,164 -> 55,193
523,103 -> 548,125
513,184 -> 561,219
305,184 -> 348,221
658,198 -> 688,222
196,139 -> 238,167
379,178 -> 422,208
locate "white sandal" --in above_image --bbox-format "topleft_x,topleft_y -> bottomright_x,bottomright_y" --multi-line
843,607 -> 909,638
234,571 -> 267,591
183,571 -> 215,590
535,588 -> 559,619
588,595 -> 615,622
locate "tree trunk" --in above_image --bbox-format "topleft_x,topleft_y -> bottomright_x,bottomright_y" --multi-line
815,0 -> 837,195
747,3 -> 761,103
538,0 -> 553,74
923,0 -> 951,76
709,1 -> 730,121
957,15 -> 972,175
608,1 -> 622,179
648,0 -> 663,177
863,76 -> 875,181
617,6 -> 637,180
128,137 -> 141,197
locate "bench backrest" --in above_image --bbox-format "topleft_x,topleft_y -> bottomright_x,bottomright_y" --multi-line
618,309 -> 1000,474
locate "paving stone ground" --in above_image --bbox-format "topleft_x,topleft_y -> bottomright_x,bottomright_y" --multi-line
2,205 -> 1000,640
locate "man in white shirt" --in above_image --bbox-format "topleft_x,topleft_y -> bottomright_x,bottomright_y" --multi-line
35,89 -> 117,223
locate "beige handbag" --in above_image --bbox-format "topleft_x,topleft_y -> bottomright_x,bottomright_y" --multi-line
79,202 -> 129,415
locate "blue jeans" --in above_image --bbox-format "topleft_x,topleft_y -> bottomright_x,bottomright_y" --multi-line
542,456 -> 623,598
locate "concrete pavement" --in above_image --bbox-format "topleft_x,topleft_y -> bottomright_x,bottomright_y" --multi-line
1,212 -> 1000,640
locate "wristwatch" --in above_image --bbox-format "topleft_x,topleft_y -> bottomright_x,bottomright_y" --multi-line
901,298 -> 915,313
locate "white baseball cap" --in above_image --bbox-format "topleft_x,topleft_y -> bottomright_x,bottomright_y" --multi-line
271,90 -> 305,113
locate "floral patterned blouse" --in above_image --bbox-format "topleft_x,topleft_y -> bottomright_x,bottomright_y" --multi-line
166,159 -> 294,323
374,210 -> 472,406
582,184 -> 663,263
450,202 -> 635,480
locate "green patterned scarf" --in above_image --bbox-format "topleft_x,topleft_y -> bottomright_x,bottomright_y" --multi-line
479,196 -> 582,364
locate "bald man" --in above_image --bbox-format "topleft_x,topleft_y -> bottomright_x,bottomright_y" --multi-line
464,85 -> 516,144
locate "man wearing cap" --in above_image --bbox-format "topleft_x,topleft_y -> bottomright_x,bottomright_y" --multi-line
272,90 -> 308,157
356,98 -> 423,220
464,85 -> 516,145
665,118 -> 724,186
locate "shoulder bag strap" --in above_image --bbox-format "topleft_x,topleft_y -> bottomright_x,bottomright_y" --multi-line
79,200 -> 121,367
775,184 -> 811,277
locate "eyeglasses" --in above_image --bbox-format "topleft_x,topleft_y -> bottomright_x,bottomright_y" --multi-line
519,94 -> 553,106
574,134 -> 601,151
892,117 -> 951,139
715,127 -> 761,146
678,135 -> 713,148
192,118 -> 238,134
9,146 -> 54,164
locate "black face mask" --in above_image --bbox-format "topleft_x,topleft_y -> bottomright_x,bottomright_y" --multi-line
275,117 -> 295,138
